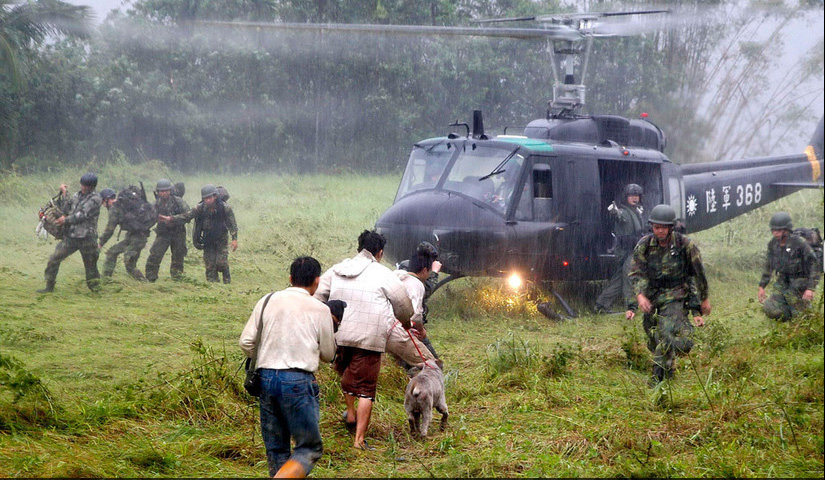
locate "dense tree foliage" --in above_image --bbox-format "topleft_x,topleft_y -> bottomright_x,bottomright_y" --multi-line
0,0 -> 822,173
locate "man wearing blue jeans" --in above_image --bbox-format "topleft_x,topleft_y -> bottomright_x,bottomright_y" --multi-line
240,257 -> 337,477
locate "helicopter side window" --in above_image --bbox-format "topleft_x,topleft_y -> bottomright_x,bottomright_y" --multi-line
532,165 -> 553,221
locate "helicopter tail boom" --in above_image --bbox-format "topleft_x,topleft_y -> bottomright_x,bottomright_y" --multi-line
680,117 -> 823,233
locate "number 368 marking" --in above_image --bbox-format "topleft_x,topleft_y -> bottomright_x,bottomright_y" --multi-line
735,183 -> 762,206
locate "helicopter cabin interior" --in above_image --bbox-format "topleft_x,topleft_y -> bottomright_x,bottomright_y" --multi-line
596,159 -> 662,253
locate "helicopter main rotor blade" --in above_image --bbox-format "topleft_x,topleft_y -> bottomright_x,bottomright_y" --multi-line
476,9 -> 671,24
195,20 -> 584,41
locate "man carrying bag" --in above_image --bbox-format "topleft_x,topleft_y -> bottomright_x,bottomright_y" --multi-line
239,257 -> 337,478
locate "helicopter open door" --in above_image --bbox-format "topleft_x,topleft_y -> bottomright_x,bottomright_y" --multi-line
597,159 -> 664,252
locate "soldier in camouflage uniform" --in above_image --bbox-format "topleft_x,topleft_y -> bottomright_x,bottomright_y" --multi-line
595,183 -> 647,313
145,179 -> 190,282
38,173 -> 103,293
626,204 -> 711,385
757,212 -> 819,321
160,184 -> 238,283
98,188 -> 149,281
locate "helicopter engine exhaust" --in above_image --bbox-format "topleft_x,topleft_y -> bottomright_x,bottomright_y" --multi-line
472,110 -> 485,139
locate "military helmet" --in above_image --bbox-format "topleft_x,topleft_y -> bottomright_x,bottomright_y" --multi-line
80,172 -> 98,187
201,184 -> 218,199
156,178 -> 174,191
623,183 -> 644,198
649,204 -> 676,225
100,188 -> 116,200
769,211 -> 793,231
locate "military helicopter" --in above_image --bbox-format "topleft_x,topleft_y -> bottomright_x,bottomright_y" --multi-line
206,11 -> 824,312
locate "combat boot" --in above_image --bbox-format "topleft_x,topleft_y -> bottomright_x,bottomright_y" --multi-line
36,284 -> 55,293
222,270 -> 231,284
649,365 -> 665,387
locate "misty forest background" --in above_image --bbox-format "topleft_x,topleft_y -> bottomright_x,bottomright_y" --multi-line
1,0 -> 823,176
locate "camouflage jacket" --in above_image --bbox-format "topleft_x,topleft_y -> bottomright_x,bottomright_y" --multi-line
610,203 -> 646,254
628,231 -> 708,313
172,200 -> 238,242
154,195 -> 190,236
56,190 -> 102,239
758,234 -> 819,291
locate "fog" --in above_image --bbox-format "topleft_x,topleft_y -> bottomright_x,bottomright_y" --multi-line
26,1 -> 825,172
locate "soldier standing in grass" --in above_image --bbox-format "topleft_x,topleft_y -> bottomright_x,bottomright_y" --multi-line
38,173 -> 103,293
145,179 -> 189,282
98,188 -> 150,281
757,212 -> 819,321
626,204 -> 711,386
160,184 -> 237,283
595,183 -> 647,313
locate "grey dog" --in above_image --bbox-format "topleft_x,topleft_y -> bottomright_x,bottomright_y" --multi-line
404,359 -> 448,438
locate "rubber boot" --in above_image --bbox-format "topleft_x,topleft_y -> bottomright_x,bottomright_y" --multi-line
649,365 -> 665,387
274,459 -> 307,478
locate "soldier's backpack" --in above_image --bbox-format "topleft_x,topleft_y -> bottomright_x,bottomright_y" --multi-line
216,185 -> 230,202
37,194 -> 65,240
117,185 -> 157,232
793,227 -> 824,273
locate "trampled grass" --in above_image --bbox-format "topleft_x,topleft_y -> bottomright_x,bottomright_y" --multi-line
0,165 -> 823,477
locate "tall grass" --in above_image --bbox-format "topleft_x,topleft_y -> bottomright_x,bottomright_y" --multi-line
0,164 -> 822,477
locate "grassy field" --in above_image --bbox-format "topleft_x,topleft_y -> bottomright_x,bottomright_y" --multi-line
0,162 -> 823,477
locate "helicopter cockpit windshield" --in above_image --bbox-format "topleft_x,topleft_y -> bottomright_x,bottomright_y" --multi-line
395,142 -> 526,216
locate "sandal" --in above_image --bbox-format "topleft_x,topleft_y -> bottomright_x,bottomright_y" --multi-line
357,440 -> 375,451
341,410 -> 356,432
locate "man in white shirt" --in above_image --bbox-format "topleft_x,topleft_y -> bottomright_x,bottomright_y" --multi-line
239,256 -> 336,478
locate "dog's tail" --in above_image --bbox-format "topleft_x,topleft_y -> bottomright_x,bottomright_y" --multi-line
412,386 -> 421,397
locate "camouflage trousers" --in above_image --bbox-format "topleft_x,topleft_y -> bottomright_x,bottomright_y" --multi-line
595,253 -> 633,309
643,301 -> 695,379
103,231 -> 149,280
44,236 -> 100,290
203,242 -> 230,283
145,232 -> 187,282
763,282 -> 810,322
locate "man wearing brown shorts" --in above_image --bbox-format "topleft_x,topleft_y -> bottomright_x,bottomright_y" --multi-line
315,230 -> 413,449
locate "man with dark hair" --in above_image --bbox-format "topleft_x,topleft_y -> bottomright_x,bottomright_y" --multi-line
38,173 -> 102,293
393,244 -> 442,365
314,230 -> 414,450
145,178 -> 190,282
160,184 -> 238,283
240,256 -> 336,478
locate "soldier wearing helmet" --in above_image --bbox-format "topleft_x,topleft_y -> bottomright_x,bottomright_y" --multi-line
757,212 -> 819,321
626,204 -> 711,386
38,173 -> 103,293
594,183 -> 647,313
144,178 -> 190,282
159,183 -> 238,283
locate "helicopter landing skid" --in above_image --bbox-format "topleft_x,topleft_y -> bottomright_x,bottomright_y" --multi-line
431,274 -> 465,295
537,286 -> 577,320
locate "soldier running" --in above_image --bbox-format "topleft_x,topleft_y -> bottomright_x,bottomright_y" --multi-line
626,204 -> 711,386
98,188 -> 150,281
145,179 -> 190,282
38,173 -> 103,293
757,212 -> 819,321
